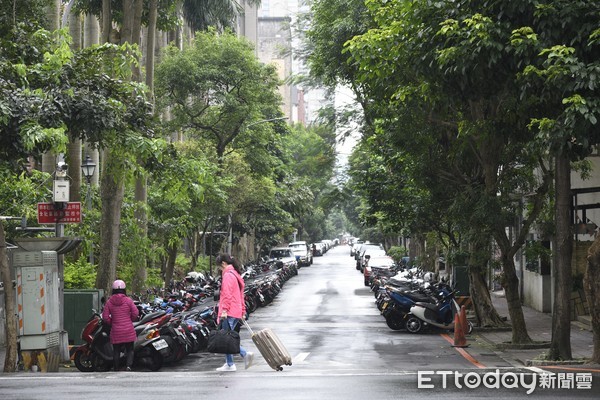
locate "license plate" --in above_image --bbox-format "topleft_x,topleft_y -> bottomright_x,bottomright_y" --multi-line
382,302 -> 389,310
152,339 -> 168,350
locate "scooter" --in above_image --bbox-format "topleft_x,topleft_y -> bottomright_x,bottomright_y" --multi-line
405,284 -> 474,334
379,282 -> 437,331
73,311 -> 170,372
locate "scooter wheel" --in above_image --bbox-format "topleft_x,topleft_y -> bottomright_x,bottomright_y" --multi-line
74,350 -> 95,372
90,353 -> 112,372
385,314 -> 405,331
405,316 -> 423,334
140,347 -> 163,372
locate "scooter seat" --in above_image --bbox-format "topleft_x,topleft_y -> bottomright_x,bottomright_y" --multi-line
414,301 -> 439,312
135,311 -> 166,326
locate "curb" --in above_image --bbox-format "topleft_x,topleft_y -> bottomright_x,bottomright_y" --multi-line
526,359 -> 589,367
495,341 -> 551,350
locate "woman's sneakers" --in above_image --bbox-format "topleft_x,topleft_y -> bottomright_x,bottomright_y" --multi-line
244,352 -> 254,369
216,353 -> 253,372
216,363 -> 237,372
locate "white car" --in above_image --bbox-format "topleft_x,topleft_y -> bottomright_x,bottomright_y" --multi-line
289,241 -> 313,267
268,247 -> 298,269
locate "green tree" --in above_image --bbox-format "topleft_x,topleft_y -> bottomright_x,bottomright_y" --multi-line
155,29 -> 284,260
156,29 -> 282,164
343,0 -> 556,340
0,22 -> 152,373
509,0 -> 600,361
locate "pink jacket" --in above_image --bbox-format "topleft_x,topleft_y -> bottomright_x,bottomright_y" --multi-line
218,265 -> 246,320
102,293 -> 139,344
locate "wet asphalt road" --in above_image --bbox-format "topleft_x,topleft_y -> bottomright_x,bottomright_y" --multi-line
1,245 -> 598,399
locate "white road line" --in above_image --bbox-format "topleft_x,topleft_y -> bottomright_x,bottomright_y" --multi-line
292,352 -> 310,364
526,366 -> 548,375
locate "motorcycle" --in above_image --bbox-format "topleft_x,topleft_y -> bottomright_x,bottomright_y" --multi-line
379,282 -> 436,331
405,283 -> 474,334
72,311 -> 170,372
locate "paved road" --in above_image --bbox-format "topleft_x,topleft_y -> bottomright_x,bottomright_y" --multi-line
1,245 -> 598,399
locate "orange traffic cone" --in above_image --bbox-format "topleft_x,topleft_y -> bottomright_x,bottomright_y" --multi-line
452,312 -> 469,348
459,305 -> 469,336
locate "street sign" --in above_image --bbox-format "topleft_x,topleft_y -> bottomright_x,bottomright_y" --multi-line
37,202 -> 82,224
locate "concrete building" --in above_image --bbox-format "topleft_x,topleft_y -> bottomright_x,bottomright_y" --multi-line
239,0 -> 332,126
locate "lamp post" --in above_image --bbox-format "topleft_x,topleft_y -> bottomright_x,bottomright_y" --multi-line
81,154 -> 96,265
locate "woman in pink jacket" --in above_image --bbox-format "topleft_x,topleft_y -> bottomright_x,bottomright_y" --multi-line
102,279 -> 139,371
216,253 -> 254,372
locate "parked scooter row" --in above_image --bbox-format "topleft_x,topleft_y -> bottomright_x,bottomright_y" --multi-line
73,309 -> 172,372
366,265 -> 473,334
73,260 -> 299,372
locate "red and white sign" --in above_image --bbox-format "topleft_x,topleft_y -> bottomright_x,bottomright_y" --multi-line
37,202 -> 82,224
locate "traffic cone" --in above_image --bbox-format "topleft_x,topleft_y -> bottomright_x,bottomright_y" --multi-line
459,305 -> 469,336
452,312 -> 469,348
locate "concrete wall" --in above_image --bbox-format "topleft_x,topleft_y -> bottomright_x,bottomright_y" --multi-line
522,269 -> 551,312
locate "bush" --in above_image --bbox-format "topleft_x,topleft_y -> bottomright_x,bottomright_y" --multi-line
387,246 -> 407,264
64,256 -> 96,289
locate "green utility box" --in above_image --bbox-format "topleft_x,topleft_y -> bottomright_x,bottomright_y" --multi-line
64,289 -> 104,345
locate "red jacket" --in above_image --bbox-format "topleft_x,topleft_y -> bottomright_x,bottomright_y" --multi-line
218,265 -> 246,320
102,293 -> 139,344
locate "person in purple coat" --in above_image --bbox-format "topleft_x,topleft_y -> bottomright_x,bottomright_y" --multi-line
102,279 -> 139,371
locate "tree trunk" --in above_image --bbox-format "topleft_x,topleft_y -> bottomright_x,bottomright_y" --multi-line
165,242 -> 177,289
585,234 -> 600,363
121,0 -> 134,44
502,255 -> 532,343
131,176 -> 148,293
129,0 -> 149,293
67,12 -> 82,202
145,0 -> 157,98
469,269 -> 507,327
101,0 -> 112,44
0,222 -> 18,372
40,0 -> 62,174
95,149 -> 125,296
66,139 -> 82,202
468,237 -> 507,328
84,13 -> 100,47
548,153 -> 573,360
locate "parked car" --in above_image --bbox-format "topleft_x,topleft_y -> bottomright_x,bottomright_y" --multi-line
288,241 -> 313,267
268,247 -> 298,269
350,240 -> 364,257
312,242 -> 326,256
363,255 -> 396,286
357,244 -> 386,272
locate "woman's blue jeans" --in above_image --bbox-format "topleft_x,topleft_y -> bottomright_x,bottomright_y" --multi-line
225,317 -> 247,366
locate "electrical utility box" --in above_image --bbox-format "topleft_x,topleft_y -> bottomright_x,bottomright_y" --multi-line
13,250 -> 60,350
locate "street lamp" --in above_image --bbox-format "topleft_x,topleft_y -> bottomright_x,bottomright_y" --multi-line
81,154 -> 96,265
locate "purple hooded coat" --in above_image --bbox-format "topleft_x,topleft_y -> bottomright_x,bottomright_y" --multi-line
102,293 -> 139,344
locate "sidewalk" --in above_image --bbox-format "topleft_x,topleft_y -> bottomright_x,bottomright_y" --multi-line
470,290 -> 596,368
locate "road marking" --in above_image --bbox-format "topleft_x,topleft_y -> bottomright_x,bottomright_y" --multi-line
440,333 -> 486,369
526,366 -> 547,374
293,352 -> 310,364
